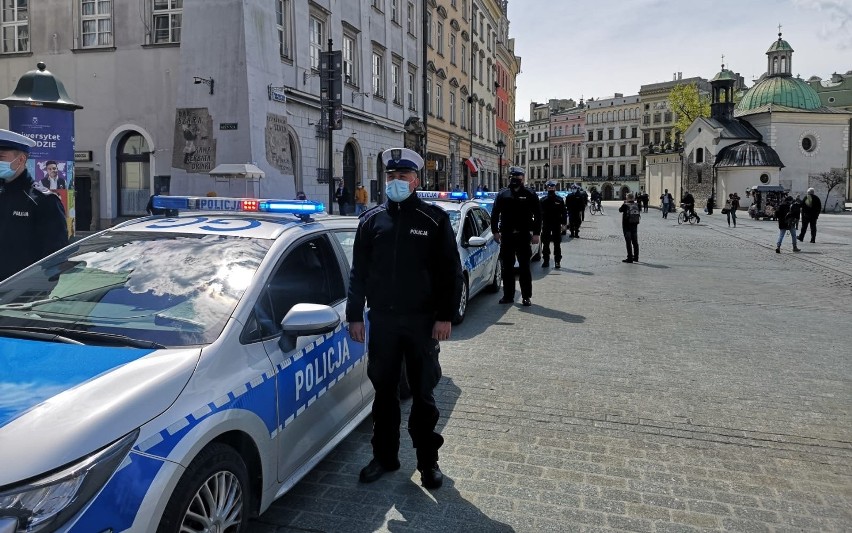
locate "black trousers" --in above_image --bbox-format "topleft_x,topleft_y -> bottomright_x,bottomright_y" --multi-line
500,232 -> 533,299
623,226 -> 638,259
367,312 -> 443,468
568,211 -> 582,234
541,225 -> 562,262
798,216 -> 817,241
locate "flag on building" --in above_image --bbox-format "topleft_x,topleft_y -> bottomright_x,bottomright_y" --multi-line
464,157 -> 479,175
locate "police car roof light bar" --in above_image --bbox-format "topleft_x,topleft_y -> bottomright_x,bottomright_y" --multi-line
416,191 -> 469,202
474,191 -> 498,199
151,196 -> 326,217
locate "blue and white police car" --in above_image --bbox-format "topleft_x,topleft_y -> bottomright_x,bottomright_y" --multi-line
416,191 -> 500,323
0,196 -> 373,532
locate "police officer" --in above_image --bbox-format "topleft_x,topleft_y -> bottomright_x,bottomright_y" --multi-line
565,185 -> 585,238
0,129 -> 69,281
347,147 -> 463,490
491,166 -> 541,306
539,180 -> 566,268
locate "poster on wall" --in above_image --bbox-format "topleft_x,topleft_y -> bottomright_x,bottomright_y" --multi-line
265,113 -> 294,174
172,108 -> 217,173
8,106 -> 76,237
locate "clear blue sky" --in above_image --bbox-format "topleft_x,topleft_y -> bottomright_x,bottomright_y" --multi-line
507,0 -> 852,121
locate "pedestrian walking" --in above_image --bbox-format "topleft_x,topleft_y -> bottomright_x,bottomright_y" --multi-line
641,191 -> 650,213
579,187 -> 589,221
539,180 -> 567,268
346,147 -> 463,490
660,189 -> 674,219
491,166 -> 542,306
334,180 -> 350,215
565,185 -> 584,238
0,129 -> 69,282
774,196 -> 801,253
798,187 -> 821,243
354,181 -> 368,215
722,193 -> 739,227
706,194 -> 715,215
618,193 -> 641,263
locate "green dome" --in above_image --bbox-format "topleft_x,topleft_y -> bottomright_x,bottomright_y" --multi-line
735,75 -> 822,113
711,69 -> 737,82
767,38 -> 793,53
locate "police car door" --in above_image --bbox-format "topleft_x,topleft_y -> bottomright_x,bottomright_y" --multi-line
461,210 -> 486,293
472,207 -> 498,287
254,234 -> 365,483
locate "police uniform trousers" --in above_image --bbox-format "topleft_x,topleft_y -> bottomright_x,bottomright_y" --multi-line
500,231 -> 533,299
540,224 -> 562,262
367,311 -> 443,468
568,210 -> 582,235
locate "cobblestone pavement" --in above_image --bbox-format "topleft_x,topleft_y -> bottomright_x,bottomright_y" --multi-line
253,202 -> 852,532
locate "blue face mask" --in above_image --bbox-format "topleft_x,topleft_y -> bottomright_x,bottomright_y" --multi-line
0,160 -> 18,180
385,179 -> 412,202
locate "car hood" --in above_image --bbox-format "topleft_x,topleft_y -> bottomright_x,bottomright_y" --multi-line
0,338 -> 200,485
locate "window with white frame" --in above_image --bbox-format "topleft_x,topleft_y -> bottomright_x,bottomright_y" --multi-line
426,11 -> 432,47
391,61 -> 401,104
461,44 -> 467,73
372,50 -> 384,97
471,5 -> 478,33
152,0 -> 182,44
407,2 -> 415,34
276,0 -> 291,58
449,90 -> 456,124
309,15 -> 324,70
343,34 -> 357,86
426,75 -> 432,114
461,97 -> 467,129
80,0 -> 112,47
436,21 -> 443,55
371,0 -> 383,11
436,84 -> 443,119
407,69 -> 416,110
390,0 -> 398,23
449,33 -> 456,65
1,0 -> 28,53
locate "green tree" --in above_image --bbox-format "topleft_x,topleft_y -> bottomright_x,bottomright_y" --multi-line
812,168 -> 847,213
668,83 -> 711,142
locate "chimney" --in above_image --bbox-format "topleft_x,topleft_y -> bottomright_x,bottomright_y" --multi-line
673,73 -> 677,81
678,72 -> 682,80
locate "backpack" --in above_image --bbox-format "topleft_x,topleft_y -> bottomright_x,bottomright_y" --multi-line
627,202 -> 641,224
786,201 -> 801,227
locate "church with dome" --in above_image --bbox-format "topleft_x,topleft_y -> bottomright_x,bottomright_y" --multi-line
646,32 -> 850,210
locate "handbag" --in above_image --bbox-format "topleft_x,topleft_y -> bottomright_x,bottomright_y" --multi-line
721,208 -> 730,214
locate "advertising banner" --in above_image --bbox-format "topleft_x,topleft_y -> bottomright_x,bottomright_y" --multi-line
9,106 -> 76,236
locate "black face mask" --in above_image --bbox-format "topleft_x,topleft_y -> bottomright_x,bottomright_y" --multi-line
509,177 -> 522,189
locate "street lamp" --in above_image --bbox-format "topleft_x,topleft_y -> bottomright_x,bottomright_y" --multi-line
496,139 -> 506,188
543,163 -> 549,190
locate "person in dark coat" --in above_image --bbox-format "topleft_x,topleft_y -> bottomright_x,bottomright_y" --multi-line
618,193 -> 640,263
774,196 -> 800,253
0,129 -> 69,281
347,147 -> 463,490
491,166 -> 542,306
565,186 -> 585,238
334,180 -> 350,215
539,180 -> 567,268
798,187 -> 821,243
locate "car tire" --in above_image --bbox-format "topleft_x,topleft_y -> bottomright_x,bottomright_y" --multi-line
157,443 -> 251,533
452,276 -> 469,325
486,263 -> 502,293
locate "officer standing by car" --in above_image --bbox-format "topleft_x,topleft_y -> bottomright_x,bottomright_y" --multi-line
346,147 -> 463,490
491,166 -> 541,306
0,129 -> 69,281
539,180 -> 566,268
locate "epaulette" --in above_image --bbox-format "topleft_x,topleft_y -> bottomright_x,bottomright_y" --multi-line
30,181 -> 61,199
359,203 -> 385,221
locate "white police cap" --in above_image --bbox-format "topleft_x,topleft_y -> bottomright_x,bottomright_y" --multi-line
509,166 -> 525,176
0,129 -> 36,154
382,147 -> 424,172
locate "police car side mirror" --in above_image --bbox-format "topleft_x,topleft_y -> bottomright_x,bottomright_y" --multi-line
278,303 -> 341,352
464,236 -> 487,248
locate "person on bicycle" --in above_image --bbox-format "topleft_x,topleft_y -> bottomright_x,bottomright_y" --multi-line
590,189 -> 602,211
682,190 -> 701,223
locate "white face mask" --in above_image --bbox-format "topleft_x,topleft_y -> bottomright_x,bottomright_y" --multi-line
385,179 -> 412,202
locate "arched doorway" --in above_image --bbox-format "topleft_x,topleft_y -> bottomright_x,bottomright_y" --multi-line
116,132 -> 151,216
343,143 -> 358,204
620,186 -> 630,200
602,183 -> 614,200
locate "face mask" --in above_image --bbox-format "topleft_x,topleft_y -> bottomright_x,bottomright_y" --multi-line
0,158 -> 19,180
385,179 -> 412,202
509,177 -> 522,190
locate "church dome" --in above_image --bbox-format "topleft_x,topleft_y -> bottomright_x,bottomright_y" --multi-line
735,75 -> 822,113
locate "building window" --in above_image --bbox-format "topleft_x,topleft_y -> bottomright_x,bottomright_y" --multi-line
461,44 -> 467,73
619,164 -> 626,176
276,0 -> 291,58
407,2 -> 415,34
81,0 -> 112,48
597,130 -> 603,141
460,95 -> 467,129
1,0 -> 28,53
631,144 -> 637,156
449,33 -> 456,64
587,147 -> 594,159
372,50 -> 384,97
587,131 -> 593,142
153,0 -> 182,44
619,145 -> 626,156
426,11 -> 432,47
371,0 -> 384,11
607,165 -> 614,177
343,34 -> 357,86
587,165 -> 593,177
436,21 -> 443,55
608,146 -> 614,157
608,129 -> 614,140
630,164 -> 637,175
390,0 -> 398,23
449,90 -> 456,124
391,61 -> 401,104
407,69 -> 416,110
620,127 -> 626,139
696,147 -> 704,163
631,126 -> 637,138
436,84 -> 443,119
309,16 -> 324,70
597,147 -> 603,158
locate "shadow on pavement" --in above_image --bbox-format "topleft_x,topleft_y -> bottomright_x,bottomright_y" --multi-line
520,303 -> 585,323
633,262 -> 670,269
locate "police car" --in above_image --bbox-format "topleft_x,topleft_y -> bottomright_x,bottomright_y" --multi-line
416,191 -> 500,323
473,191 -> 542,263
0,196 -> 373,532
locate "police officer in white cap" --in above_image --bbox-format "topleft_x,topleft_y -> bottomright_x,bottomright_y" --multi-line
346,147 -> 463,489
0,129 -> 69,281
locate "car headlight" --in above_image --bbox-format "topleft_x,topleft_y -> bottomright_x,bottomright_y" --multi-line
0,430 -> 138,533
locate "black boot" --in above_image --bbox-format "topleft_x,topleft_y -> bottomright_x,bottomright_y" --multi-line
419,464 -> 443,489
359,458 -> 401,483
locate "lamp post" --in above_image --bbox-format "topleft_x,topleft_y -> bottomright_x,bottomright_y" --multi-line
543,163 -> 549,191
496,139 -> 506,189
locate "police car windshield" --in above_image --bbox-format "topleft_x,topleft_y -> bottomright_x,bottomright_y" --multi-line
0,232 -> 271,347
445,210 -> 461,234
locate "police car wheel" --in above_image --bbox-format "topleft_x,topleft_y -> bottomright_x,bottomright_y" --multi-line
452,276 -> 469,325
158,443 -> 251,533
487,263 -> 502,293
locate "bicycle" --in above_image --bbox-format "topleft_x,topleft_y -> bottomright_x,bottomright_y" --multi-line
589,201 -> 604,215
677,206 -> 698,225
